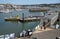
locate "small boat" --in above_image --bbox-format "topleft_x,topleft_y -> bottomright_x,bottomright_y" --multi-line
10,33 -> 15,39
4,15 -> 20,21
20,32 -> 23,37
5,34 -> 10,39
0,9 -> 10,13
20,30 -> 26,37
0,35 -> 4,39
0,33 -> 15,39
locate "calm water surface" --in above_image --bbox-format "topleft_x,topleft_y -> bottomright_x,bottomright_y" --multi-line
0,10 -> 40,35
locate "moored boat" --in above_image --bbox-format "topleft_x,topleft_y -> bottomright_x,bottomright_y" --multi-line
0,35 -> 4,39
4,15 -> 20,21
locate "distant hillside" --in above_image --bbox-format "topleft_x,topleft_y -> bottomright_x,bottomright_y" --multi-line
0,3 -> 60,6
0,3 -> 60,10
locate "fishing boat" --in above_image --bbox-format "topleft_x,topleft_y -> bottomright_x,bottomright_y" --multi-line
4,15 -> 20,21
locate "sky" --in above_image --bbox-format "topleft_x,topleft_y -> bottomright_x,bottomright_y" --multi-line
0,0 -> 60,5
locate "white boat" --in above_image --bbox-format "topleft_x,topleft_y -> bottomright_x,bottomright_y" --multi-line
0,35 -> 4,39
20,30 -> 26,37
5,34 -> 10,39
0,9 -> 9,13
20,32 -> 23,37
10,33 -> 15,39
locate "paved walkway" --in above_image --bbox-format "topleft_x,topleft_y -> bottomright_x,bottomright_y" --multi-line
16,27 -> 60,39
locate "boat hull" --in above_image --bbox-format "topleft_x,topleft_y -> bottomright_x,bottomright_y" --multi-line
5,19 -> 20,21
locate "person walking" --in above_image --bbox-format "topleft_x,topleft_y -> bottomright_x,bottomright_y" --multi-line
43,22 -> 46,30
44,26 -> 46,30
41,26 -> 42,30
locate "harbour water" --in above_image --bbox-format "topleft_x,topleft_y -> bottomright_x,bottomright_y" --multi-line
0,10 -> 41,36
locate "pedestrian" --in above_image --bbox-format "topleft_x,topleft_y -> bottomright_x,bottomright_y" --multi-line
27,29 -> 32,38
41,26 -> 42,30
44,26 -> 46,30
56,37 -> 59,39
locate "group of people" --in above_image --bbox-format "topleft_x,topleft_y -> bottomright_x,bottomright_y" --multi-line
20,29 -> 33,38
40,22 -> 46,30
40,26 -> 46,30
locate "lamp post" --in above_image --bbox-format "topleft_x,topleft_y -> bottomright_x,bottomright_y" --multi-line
22,13 -> 24,22
22,13 -> 26,39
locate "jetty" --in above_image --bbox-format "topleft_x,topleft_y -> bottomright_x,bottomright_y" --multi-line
20,17 -> 41,22
5,17 -> 41,22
